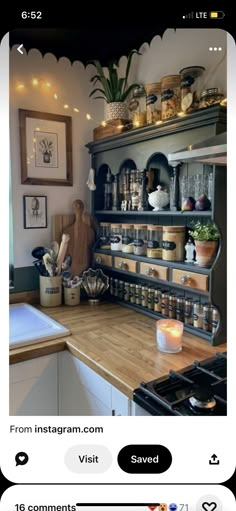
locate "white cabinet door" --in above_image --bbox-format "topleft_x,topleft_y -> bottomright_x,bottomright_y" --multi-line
58,351 -> 112,416
9,354 -> 58,416
111,386 -> 131,416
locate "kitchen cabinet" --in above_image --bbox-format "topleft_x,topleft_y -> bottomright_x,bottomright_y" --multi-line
58,351 -> 131,416
87,105 -> 226,346
9,354 -> 58,416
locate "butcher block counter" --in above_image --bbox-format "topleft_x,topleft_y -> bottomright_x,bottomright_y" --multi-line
9,302 -> 226,399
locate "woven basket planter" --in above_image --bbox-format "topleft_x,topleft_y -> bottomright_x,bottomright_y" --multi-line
105,102 -> 129,121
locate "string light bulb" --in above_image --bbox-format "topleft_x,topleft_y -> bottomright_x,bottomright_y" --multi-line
45,82 -> 51,88
64,104 -> 69,109
117,124 -> 124,129
53,93 -> 58,100
73,108 -> 79,113
16,83 -> 25,90
101,121 -> 107,127
86,113 -> 91,120
32,78 -> 39,86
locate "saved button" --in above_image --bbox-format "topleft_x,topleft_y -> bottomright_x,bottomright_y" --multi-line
117,444 -> 172,473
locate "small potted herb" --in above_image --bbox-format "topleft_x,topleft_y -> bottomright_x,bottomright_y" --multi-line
189,221 -> 220,267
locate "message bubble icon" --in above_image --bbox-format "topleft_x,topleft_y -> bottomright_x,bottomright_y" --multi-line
15,452 -> 29,466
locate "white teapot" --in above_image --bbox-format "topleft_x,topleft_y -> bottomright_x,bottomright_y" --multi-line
148,185 -> 169,211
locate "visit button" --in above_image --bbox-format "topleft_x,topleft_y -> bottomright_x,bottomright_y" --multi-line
117,444 -> 172,473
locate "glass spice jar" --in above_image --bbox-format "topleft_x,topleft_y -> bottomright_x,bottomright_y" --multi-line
145,83 -> 161,124
131,85 -> 147,127
122,224 -> 134,253
147,225 -> 162,258
179,66 -> 205,113
154,289 -> 162,313
199,88 -> 224,109
110,224 -> 122,251
160,74 -> 181,120
98,222 -> 110,249
141,285 -> 148,307
162,226 -> 185,261
129,283 -> 136,304
133,225 -> 147,256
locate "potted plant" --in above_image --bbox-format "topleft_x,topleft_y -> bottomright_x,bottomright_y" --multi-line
189,221 -> 220,267
89,50 -> 140,122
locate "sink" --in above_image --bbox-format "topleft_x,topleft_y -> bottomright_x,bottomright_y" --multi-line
9,303 -> 70,349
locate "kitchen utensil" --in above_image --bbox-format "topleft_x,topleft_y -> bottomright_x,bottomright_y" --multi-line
51,240 -> 59,259
43,253 -> 55,277
80,267 -> 109,304
31,246 -> 47,260
56,233 -> 70,275
52,200 -> 95,277
61,255 -> 72,272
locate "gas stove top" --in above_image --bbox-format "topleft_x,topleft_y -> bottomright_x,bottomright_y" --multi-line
133,352 -> 227,416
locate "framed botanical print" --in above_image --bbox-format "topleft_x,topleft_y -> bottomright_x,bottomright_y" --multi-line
19,109 -> 72,186
23,195 -> 47,229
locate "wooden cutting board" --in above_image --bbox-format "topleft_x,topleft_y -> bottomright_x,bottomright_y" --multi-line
52,200 -> 95,277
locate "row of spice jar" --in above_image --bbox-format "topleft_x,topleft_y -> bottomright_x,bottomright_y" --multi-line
99,223 -> 186,261
109,277 -> 219,333
129,73 -> 225,127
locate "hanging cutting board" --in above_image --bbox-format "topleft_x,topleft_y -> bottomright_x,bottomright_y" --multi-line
52,200 -> 95,277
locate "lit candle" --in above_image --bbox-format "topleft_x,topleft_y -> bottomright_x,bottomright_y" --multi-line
156,319 -> 183,353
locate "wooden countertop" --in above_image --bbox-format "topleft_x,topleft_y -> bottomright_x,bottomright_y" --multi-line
9,302 -> 226,399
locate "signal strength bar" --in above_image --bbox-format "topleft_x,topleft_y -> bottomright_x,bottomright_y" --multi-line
183,12 -> 194,19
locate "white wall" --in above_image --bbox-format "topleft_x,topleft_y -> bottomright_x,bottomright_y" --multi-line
10,28 -> 227,268
10,48 -> 103,267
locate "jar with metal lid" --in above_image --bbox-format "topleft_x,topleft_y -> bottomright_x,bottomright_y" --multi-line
147,225 -> 162,258
193,301 -> 203,329
154,289 -> 162,313
141,285 -> 148,307
124,282 -> 130,302
129,283 -> 136,304
130,85 -> 147,127
113,278 -> 119,297
98,222 -> 110,249
110,224 -> 122,251
135,284 -> 142,305
160,75 -> 181,120
199,88 -> 224,109
168,294 -> 177,319
147,288 -> 154,310
161,291 -> 169,315
202,304 -> 211,331
179,66 -> 205,113
211,307 -> 219,334
184,297 -> 193,325
176,296 -> 185,322
133,225 -> 147,256
118,280 -> 124,300
145,82 -> 161,124
122,224 -> 134,253
162,226 -> 185,261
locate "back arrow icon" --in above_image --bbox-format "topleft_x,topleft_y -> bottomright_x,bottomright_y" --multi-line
17,44 -> 24,55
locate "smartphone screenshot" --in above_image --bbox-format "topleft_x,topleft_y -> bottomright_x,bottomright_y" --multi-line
0,5 -> 235,494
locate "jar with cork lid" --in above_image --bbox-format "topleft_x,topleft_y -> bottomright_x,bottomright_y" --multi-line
162,226 -> 186,261
147,225 -> 162,258
98,222 -> 110,249
145,82 -> 161,124
110,224 -> 122,251
160,75 -> 181,120
122,224 -> 134,253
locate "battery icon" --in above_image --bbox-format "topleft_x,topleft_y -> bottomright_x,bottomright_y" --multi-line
210,11 -> 225,19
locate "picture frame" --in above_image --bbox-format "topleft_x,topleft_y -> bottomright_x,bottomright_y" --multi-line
23,195 -> 47,229
19,109 -> 72,186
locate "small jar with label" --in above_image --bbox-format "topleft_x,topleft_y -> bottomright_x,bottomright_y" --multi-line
154,289 -> 162,313
118,280 -> 124,300
211,307 -> 219,334
147,288 -> 154,310
147,225 -> 162,258
124,282 -> 130,302
110,224 -> 122,251
184,298 -> 193,325
161,291 -> 169,315
168,294 -> 177,319
131,85 -> 147,127
193,301 -> 203,329
133,225 -> 147,256
135,284 -> 142,305
99,222 -> 110,249
160,75 -> 181,120
145,83 -> 161,124
199,88 -> 224,109
179,66 -> 205,113
122,224 -> 134,253
162,226 -> 185,261
129,283 -> 136,304
141,286 -> 148,307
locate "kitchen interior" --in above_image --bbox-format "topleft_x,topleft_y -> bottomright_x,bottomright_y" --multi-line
9,28 -> 227,417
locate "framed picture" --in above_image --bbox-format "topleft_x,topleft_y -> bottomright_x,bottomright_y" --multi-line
23,195 -> 47,229
19,109 -> 72,186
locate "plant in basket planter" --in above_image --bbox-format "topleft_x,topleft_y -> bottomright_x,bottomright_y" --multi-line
89,50 -> 140,122
189,221 -> 220,267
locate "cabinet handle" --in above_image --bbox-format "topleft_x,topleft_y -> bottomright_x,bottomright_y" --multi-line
95,256 -> 102,264
180,275 -> 192,285
146,267 -> 156,276
118,261 -> 128,270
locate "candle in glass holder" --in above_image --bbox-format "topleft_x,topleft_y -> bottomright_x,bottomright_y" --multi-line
156,319 -> 183,353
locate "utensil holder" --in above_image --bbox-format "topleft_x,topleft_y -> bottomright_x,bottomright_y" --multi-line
40,276 -> 62,307
64,286 -> 80,306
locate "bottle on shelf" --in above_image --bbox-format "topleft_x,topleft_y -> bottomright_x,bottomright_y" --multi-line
98,222 -> 110,249
112,174 -> 120,211
110,224 -> 122,251
147,225 -> 162,258
133,224 -> 147,256
104,167 -> 113,210
122,224 -> 134,253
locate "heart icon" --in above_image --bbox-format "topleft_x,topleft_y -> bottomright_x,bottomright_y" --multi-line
19,456 -> 25,462
202,503 -> 217,511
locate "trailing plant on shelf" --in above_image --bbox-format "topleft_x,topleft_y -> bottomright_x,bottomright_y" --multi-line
189,221 -> 220,267
89,50 -> 140,121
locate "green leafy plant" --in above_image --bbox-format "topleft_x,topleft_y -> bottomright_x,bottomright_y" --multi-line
89,50 -> 140,103
189,221 -> 220,241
